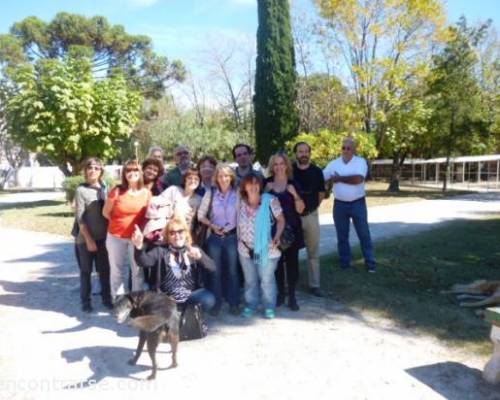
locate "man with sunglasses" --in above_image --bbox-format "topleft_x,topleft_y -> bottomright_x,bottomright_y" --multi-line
161,145 -> 193,188
323,138 -> 376,273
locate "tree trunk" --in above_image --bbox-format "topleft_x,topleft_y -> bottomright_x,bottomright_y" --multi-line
387,153 -> 406,192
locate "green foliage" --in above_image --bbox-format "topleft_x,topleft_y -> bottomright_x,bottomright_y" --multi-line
286,130 -> 378,168
0,13 -> 186,99
62,174 -> 116,203
5,55 -> 142,175
254,0 -> 299,162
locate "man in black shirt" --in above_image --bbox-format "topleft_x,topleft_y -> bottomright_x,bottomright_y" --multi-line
293,142 -> 325,297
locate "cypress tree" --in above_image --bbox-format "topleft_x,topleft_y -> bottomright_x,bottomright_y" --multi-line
254,0 -> 299,163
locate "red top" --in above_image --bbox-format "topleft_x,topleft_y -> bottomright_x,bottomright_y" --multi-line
107,187 -> 151,238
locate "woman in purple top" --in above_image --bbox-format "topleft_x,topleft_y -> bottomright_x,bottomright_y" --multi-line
197,163 -> 240,316
265,152 -> 305,311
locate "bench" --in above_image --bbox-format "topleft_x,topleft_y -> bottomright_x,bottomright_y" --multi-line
483,307 -> 500,384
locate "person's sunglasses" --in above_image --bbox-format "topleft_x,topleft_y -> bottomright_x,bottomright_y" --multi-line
342,146 -> 352,151
176,151 -> 189,156
168,229 -> 185,236
125,168 -> 140,173
86,165 -> 101,171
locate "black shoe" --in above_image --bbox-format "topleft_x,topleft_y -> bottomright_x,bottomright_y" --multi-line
276,293 -> 285,307
82,303 -> 93,313
288,297 -> 300,311
229,305 -> 240,316
309,287 -> 323,297
367,264 -> 377,273
102,300 -> 114,310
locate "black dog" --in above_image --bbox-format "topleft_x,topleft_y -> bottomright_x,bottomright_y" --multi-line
114,291 -> 180,380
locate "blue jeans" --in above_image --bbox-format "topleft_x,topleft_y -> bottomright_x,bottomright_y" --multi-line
185,288 -> 216,312
239,254 -> 279,310
333,197 -> 376,268
206,232 -> 240,308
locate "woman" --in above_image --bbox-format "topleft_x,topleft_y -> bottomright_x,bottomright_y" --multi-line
159,167 -> 203,234
131,218 -> 216,312
196,155 -> 217,196
197,163 -> 240,316
265,153 -> 305,311
103,159 -> 151,299
74,157 -> 112,312
238,173 -> 284,319
142,157 -> 165,196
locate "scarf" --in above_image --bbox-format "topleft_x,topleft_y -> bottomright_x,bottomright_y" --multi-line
167,245 -> 192,278
253,193 -> 273,268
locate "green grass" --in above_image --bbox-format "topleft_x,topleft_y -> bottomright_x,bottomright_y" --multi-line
0,200 -> 74,237
304,215 -> 500,354
319,181 -> 474,214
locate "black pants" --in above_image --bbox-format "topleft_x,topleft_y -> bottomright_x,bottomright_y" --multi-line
275,245 -> 299,297
77,240 -> 111,306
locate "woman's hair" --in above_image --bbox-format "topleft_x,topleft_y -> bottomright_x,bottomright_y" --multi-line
196,155 -> 217,171
81,157 -> 104,183
181,167 -> 201,189
163,217 -> 192,246
213,162 -> 237,190
120,159 -> 144,190
142,157 -> 165,177
267,152 -> 293,179
239,172 -> 264,202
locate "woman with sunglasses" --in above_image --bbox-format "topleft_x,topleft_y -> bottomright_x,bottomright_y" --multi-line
74,157 -> 112,312
103,160 -> 151,299
132,218 -> 216,312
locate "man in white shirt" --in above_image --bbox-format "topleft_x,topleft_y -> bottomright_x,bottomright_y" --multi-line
323,138 -> 376,272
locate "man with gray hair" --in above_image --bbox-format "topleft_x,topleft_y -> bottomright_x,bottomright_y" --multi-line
161,145 -> 193,188
147,146 -> 165,163
323,137 -> 376,272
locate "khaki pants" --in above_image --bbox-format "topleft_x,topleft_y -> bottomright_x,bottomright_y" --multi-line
300,210 -> 320,288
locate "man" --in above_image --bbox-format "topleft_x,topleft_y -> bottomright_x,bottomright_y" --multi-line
162,145 -> 192,188
293,142 -> 325,297
323,138 -> 376,272
232,143 -> 263,185
147,146 -> 165,163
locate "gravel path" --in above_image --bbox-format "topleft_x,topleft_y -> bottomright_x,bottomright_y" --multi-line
0,193 -> 499,399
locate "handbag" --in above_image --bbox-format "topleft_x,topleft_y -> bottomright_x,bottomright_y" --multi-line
179,304 -> 208,341
192,188 -> 215,247
278,222 -> 295,251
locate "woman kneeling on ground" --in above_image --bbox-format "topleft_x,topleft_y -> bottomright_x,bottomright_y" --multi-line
131,217 -> 217,313
238,173 -> 284,319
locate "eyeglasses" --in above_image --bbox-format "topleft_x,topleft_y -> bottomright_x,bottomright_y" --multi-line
168,229 -> 185,236
125,168 -> 140,173
86,165 -> 101,171
176,151 -> 189,157
342,146 -> 352,151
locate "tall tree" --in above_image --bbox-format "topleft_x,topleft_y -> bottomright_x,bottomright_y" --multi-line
426,17 -> 491,191
254,0 -> 299,163
5,56 -> 142,176
0,13 -> 185,99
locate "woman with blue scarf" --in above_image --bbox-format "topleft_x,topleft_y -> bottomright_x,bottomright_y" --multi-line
237,173 -> 284,319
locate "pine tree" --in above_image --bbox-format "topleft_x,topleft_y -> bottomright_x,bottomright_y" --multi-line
254,0 -> 299,163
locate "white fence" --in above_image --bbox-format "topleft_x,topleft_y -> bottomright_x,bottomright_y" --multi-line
1,165 -> 123,190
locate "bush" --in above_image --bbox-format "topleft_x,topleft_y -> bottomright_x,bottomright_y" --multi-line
62,175 -> 116,203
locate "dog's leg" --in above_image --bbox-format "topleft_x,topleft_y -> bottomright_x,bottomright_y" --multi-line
128,330 -> 147,365
146,330 -> 161,380
168,331 -> 179,368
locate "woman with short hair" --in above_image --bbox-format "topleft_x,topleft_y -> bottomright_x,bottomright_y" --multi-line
74,157 -> 112,312
197,163 -> 240,315
103,159 -> 151,299
142,157 -> 165,196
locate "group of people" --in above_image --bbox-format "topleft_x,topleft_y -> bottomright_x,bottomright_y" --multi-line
73,137 -> 376,320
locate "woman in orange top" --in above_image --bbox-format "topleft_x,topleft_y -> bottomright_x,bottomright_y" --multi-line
103,159 -> 151,299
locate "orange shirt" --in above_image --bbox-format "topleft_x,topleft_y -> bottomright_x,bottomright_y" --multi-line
107,187 -> 151,238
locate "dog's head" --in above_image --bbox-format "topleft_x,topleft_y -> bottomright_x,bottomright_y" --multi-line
113,294 -> 135,324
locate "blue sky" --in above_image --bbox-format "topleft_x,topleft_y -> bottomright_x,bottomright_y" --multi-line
1,0 -> 498,66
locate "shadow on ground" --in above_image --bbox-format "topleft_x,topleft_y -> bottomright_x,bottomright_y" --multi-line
406,362 -> 500,400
